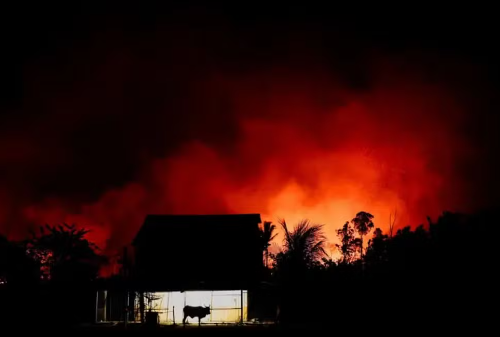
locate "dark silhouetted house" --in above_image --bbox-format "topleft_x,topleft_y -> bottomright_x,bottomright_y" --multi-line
96,214 -> 268,325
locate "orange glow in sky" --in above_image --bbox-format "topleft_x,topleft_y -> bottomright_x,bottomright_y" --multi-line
18,65 -> 477,260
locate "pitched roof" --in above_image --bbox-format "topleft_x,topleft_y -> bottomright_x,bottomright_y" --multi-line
132,213 -> 262,246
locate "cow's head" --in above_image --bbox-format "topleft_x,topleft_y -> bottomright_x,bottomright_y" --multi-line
204,306 -> 211,314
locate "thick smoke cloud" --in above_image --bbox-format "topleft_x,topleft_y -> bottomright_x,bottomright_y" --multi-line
1,6 -> 499,260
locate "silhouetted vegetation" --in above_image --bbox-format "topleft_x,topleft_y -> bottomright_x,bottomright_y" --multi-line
0,235 -> 40,285
255,210 -> 495,330
0,210 -> 496,331
27,224 -> 107,283
336,221 -> 360,264
351,211 -> 374,260
259,221 -> 277,268
0,224 -> 107,327
273,219 -> 327,272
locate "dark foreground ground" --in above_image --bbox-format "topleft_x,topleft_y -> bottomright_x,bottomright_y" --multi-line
15,321 -> 490,336
23,324 -> 320,336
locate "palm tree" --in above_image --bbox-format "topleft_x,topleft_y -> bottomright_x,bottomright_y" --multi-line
351,211 -> 375,259
278,219 -> 327,269
260,221 -> 277,268
272,219 -> 326,324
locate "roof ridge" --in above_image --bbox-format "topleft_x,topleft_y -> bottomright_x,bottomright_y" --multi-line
132,213 -> 262,246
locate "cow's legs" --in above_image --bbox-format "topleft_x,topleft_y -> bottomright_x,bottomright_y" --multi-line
182,315 -> 187,326
198,317 -> 201,326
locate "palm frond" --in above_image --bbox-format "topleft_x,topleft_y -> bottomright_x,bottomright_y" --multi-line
277,218 -> 327,268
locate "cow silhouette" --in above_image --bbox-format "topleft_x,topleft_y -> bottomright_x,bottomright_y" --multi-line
183,305 -> 211,326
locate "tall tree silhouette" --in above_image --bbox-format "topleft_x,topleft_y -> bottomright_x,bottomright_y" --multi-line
351,211 -> 375,259
27,224 -> 107,283
259,221 -> 277,268
336,221 -> 361,264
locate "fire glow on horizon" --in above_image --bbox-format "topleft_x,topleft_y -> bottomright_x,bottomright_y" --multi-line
19,72 -> 475,256
0,28 -> 487,263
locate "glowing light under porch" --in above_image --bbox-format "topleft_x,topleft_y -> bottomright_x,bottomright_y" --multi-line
142,290 -> 248,324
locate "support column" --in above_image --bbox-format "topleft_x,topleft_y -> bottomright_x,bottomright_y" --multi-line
95,291 -> 99,323
124,291 -> 129,326
103,290 -> 107,322
139,292 -> 145,323
240,289 -> 243,324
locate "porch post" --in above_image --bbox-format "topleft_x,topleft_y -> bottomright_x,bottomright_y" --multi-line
139,291 -> 145,323
124,291 -> 129,326
103,290 -> 107,321
95,291 -> 98,323
240,289 -> 243,324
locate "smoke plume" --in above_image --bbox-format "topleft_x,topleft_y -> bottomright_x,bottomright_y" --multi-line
0,9 -> 498,261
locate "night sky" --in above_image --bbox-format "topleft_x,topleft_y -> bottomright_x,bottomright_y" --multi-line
1,3 -> 499,254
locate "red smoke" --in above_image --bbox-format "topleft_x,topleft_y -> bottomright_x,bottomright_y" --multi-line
14,59 -> 480,261
0,13 -> 493,269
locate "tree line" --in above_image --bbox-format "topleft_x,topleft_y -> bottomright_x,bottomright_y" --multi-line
258,210 -> 496,329
0,224 -> 107,326
0,209 -> 496,330
0,224 -> 106,285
